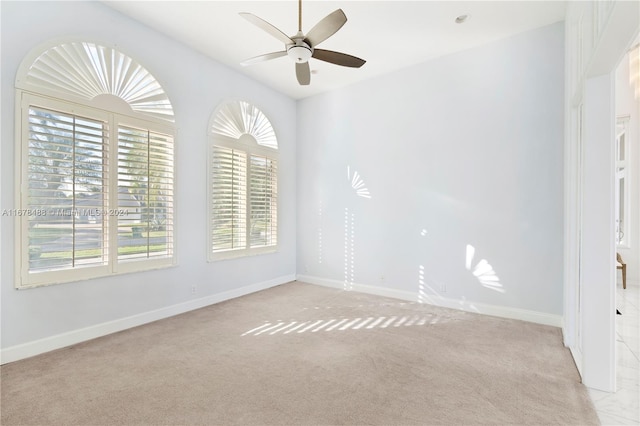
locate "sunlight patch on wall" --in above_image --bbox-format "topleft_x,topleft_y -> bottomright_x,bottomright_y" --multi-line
341,166 -> 371,290
418,265 -> 427,303
344,208 -> 355,290
417,265 -> 450,305
417,228 -> 449,304
347,166 -> 371,199
317,202 -> 323,264
465,244 -> 504,293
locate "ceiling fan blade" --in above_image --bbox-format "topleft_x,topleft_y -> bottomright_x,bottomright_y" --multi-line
239,12 -> 293,45
312,49 -> 366,68
241,51 -> 287,66
296,62 -> 310,85
304,9 -> 347,47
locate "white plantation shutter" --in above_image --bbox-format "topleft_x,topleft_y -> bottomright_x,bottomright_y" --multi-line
211,146 -> 247,251
249,155 -> 277,248
18,94 -> 175,287
27,106 -> 109,273
16,42 -> 176,288
117,126 -> 174,261
208,100 -> 278,260
21,42 -> 174,122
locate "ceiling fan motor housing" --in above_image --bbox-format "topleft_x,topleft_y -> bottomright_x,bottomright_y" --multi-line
287,42 -> 313,63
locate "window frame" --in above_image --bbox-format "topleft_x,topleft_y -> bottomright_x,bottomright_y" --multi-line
113,113 -> 176,275
15,91 -> 176,289
207,109 -> 279,262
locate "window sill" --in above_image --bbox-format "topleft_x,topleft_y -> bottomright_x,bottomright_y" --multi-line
17,258 -> 177,290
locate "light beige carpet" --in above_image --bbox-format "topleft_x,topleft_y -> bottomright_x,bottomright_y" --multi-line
1,281 -> 598,425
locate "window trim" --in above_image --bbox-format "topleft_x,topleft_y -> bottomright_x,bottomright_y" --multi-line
15,91 -> 177,289
207,102 -> 279,262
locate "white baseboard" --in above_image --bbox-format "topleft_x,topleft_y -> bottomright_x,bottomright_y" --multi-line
0,274 -> 295,365
296,274 -> 562,328
2,273 -> 561,365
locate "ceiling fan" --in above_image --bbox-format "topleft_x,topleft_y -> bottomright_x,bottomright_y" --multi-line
239,0 -> 366,86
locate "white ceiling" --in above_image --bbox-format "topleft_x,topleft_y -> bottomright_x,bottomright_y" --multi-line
104,1 -> 567,100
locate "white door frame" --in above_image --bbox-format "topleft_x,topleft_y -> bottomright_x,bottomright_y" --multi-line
563,1 -> 639,392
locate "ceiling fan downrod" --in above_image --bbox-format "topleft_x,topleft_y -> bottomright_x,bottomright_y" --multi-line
289,0 -> 312,64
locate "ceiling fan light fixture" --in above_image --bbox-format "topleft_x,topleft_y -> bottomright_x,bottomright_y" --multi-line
288,44 -> 313,63
240,1 -> 365,85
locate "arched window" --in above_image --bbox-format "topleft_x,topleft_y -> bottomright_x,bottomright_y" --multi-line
15,41 -> 175,288
208,101 -> 278,260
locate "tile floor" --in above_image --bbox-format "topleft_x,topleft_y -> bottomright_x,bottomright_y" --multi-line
589,279 -> 640,425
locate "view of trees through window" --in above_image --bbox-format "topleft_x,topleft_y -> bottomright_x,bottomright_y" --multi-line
26,106 -> 174,273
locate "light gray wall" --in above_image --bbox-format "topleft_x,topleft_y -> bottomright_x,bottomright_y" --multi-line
296,22 -> 565,315
0,1 -> 297,349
